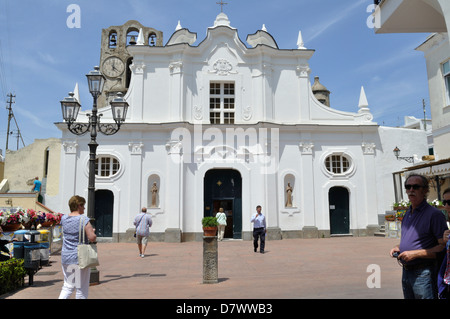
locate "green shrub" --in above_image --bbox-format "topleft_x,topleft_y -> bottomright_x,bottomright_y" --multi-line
202,216 -> 219,227
0,258 -> 26,295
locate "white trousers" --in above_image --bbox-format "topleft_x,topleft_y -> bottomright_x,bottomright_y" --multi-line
218,225 -> 226,241
58,264 -> 91,299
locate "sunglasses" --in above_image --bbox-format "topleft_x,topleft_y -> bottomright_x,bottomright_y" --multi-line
405,184 -> 424,190
443,200 -> 450,206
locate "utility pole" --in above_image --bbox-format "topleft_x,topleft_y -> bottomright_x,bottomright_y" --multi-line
5,93 -> 15,151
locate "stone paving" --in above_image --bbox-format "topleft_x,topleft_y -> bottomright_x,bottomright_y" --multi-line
0,236 -> 405,300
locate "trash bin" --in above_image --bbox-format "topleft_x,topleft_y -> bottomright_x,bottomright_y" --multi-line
13,242 -> 25,259
39,242 -> 50,266
38,229 -> 50,243
24,230 -> 41,243
14,230 -> 28,242
24,242 -> 40,270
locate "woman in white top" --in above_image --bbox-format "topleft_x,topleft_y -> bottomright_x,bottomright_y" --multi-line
215,208 -> 227,241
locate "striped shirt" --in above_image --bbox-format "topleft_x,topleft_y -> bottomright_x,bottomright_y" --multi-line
134,213 -> 153,237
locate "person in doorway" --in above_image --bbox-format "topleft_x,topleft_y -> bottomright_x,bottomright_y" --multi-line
390,174 -> 448,299
215,208 -> 227,241
251,205 -> 266,254
134,207 -> 153,258
438,187 -> 450,299
59,195 -> 97,299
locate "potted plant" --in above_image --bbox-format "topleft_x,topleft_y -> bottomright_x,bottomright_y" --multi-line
202,216 -> 219,237
385,213 -> 396,221
395,210 -> 405,222
393,200 -> 410,210
0,209 -> 27,232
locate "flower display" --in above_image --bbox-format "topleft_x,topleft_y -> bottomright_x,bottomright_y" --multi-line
428,199 -> 443,207
0,208 -> 28,225
0,208 -> 63,228
393,200 -> 410,209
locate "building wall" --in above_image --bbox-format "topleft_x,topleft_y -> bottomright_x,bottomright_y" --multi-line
417,33 -> 450,159
4,138 -> 61,196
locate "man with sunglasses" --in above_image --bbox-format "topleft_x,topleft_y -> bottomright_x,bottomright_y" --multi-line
390,174 -> 448,299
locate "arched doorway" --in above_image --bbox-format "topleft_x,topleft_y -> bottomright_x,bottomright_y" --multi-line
329,186 -> 350,235
204,169 -> 242,239
95,189 -> 114,237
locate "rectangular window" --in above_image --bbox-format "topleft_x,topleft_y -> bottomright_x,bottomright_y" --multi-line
209,82 -> 235,124
443,61 -> 450,105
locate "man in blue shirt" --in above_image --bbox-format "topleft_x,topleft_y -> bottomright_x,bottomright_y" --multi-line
31,177 -> 41,193
390,174 -> 448,299
251,205 -> 266,254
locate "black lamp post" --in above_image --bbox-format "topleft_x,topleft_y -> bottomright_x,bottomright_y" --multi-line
393,146 -> 414,164
60,66 -> 129,284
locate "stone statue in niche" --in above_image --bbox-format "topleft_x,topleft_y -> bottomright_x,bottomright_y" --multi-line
151,182 -> 158,208
286,183 -> 293,207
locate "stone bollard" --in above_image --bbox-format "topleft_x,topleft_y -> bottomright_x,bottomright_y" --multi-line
203,236 -> 218,284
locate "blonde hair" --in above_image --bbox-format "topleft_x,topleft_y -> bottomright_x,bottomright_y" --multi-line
68,195 -> 86,212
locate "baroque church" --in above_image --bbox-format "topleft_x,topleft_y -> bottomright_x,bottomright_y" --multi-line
55,12 -> 428,242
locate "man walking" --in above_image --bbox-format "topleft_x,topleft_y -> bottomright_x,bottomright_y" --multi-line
390,174 -> 448,299
251,205 -> 266,254
134,207 -> 153,258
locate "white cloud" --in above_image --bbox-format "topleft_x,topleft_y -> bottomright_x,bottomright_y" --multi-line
305,0 -> 366,42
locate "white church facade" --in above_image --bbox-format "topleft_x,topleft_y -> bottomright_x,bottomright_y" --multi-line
55,13 -> 428,242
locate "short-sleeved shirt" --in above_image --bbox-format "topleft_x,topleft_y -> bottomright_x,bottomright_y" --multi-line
61,214 -> 90,265
33,180 -> 41,192
399,200 -> 448,266
134,213 -> 152,237
216,212 -> 227,225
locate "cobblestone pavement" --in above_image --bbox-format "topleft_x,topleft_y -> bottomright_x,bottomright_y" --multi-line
2,237 -> 404,299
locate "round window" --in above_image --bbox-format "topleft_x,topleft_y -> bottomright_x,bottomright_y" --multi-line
95,156 -> 120,177
325,155 -> 350,174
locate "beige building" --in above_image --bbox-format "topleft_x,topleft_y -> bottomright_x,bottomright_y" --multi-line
0,138 -> 61,210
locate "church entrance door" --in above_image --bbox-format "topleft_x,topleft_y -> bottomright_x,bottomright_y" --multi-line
204,169 -> 242,239
329,187 -> 350,235
95,189 -> 114,237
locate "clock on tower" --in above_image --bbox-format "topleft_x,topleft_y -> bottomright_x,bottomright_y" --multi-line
97,20 -> 163,108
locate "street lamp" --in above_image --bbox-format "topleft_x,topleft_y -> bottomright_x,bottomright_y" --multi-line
393,146 -> 414,164
60,66 -> 129,285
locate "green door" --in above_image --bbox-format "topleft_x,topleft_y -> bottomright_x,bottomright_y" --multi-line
329,187 -> 350,235
95,190 -> 114,237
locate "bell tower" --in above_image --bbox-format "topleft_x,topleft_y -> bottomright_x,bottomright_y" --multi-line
98,20 -> 163,108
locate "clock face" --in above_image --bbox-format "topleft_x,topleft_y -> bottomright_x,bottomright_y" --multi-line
102,56 -> 125,78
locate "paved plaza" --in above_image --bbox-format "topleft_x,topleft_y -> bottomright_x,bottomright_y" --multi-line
1,236 -> 405,300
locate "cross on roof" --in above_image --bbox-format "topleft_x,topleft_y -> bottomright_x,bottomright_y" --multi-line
216,0 -> 228,12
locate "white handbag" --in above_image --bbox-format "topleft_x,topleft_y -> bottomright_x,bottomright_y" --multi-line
77,216 -> 99,269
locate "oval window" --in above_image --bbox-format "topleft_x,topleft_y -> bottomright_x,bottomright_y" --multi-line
325,155 -> 350,174
95,156 -> 120,177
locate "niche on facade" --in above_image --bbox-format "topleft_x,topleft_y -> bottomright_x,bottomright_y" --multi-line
148,174 -> 160,208
284,174 -> 296,208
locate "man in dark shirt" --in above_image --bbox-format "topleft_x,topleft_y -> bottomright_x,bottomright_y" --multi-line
390,174 -> 448,299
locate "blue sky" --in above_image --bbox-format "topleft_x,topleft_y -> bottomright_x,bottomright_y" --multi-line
0,0 -> 431,151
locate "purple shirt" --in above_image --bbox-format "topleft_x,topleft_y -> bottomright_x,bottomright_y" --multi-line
399,200 -> 448,265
